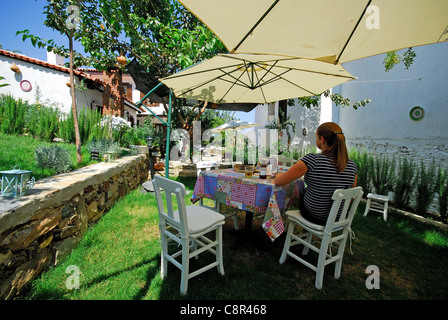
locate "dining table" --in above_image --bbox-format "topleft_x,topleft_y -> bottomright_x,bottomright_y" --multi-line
191,167 -> 304,241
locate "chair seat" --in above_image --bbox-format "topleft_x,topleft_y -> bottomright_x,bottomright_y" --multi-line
173,205 -> 225,235
285,210 -> 325,232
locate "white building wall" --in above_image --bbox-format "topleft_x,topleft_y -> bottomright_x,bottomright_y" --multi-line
1,54 -> 103,114
335,42 -> 448,165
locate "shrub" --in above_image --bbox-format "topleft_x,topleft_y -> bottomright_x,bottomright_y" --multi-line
415,160 -> 438,216
59,108 -> 111,144
0,94 -> 26,135
33,103 -> 60,142
372,153 -> 395,196
350,148 -> 373,195
87,138 -> 121,160
35,145 -> 72,174
392,157 -> 416,210
437,167 -> 448,222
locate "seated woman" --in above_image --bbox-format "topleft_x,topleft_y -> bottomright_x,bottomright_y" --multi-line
275,122 -> 358,225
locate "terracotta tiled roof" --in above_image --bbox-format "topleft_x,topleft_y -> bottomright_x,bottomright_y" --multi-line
0,49 -> 141,112
0,49 -> 103,86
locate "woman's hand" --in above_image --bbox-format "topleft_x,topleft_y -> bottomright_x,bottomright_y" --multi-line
274,160 -> 308,186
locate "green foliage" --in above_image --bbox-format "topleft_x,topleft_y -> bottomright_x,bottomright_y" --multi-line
350,148 -> 374,195
372,154 -> 395,195
0,133 -> 94,181
392,157 -> 416,210
383,48 -> 417,72
59,107 -> 111,144
121,117 -> 153,146
415,160 -> 438,216
0,94 -> 26,135
265,109 -> 296,153
0,76 -> 9,88
86,138 -> 121,159
0,94 -> 60,142
295,90 -> 371,110
436,167 -> 448,221
33,104 -> 59,142
35,145 -> 72,173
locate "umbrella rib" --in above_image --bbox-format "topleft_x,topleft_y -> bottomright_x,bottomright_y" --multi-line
231,0 -> 280,53
261,68 -> 317,96
218,68 -> 250,103
273,63 -> 356,79
252,67 -> 269,104
176,64 -> 252,97
335,0 -> 373,64
164,62 -> 243,80
253,60 -> 278,88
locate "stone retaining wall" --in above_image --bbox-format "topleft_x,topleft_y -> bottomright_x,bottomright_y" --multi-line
0,154 -> 148,299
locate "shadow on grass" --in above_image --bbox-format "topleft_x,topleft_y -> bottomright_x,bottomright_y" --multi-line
156,203 -> 448,300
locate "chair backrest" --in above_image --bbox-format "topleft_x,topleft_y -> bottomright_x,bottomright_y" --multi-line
196,160 -> 219,177
324,187 -> 363,233
153,175 -> 189,237
276,156 -> 296,167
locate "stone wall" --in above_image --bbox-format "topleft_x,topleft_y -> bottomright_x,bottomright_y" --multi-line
0,154 -> 148,299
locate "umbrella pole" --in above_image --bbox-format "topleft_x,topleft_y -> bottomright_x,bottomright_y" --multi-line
135,83 -> 168,126
165,92 -> 172,178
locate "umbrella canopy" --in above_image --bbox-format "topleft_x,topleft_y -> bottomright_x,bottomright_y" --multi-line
179,0 -> 448,64
159,54 -> 356,104
211,119 -> 259,132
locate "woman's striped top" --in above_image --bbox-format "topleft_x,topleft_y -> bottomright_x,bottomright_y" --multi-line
302,153 -> 357,222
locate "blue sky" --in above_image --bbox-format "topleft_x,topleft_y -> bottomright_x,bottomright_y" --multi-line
0,0 -> 255,122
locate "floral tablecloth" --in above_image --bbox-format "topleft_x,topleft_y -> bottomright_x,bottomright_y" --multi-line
191,168 -> 304,241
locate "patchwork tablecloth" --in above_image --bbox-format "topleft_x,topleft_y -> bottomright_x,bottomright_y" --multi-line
191,168 -> 304,240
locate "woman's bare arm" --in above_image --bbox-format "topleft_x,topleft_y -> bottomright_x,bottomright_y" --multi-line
274,160 -> 308,186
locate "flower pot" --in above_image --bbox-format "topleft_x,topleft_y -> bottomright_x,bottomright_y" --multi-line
154,163 -> 164,171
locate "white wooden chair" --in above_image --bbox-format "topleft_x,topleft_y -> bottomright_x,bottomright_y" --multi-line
153,176 -> 225,295
363,193 -> 389,222
196,161 -> 239,230
276,156 -> 297,168
196,160 -> 219,178
279,187 -> 363,289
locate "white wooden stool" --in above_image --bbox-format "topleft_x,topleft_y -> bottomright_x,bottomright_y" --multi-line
363,193 -> 389,222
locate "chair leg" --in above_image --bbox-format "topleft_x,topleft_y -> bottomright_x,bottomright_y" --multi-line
334,232 -> 349,279
383,201 -> 388,222
363,198 -> 371,217
233,214 -> 239,230
180,237 -> 190,295
279,221 -> 294,264
334,256 -> 344,280
160,230 -> 168,279
301,232 -> 312,256
191,239 -> 199,260
216,226 -> 225,275
315,236 -> 331,289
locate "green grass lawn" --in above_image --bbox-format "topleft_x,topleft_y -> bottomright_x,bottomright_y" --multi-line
0,133 -> 96,180
21,177 -> 448,301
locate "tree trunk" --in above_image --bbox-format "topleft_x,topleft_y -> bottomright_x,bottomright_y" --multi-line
279,100 -> 287,123
69,33 -> 82,163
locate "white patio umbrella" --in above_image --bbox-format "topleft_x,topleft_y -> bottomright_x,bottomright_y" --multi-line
159,54 -> 356,104
211,119 -> 259,132
179,0 -> 448,64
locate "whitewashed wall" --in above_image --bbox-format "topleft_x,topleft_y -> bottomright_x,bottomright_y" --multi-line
0,54 -> 103,114
335,42 -> 448,166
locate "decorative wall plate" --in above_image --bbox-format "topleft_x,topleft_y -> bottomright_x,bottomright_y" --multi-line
19,80 -> 32,92
409,106 -> 424,121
